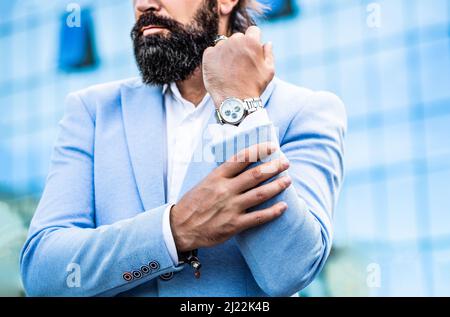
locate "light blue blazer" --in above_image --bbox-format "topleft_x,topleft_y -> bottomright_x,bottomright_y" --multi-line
20,77 -> 346,297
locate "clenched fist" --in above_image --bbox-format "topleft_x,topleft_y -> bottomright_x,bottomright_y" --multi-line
202,26 -> 275,108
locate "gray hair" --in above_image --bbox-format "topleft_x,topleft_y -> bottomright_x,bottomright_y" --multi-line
229,0 -> 267,34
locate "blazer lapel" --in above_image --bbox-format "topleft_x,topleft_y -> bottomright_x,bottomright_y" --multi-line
121,81 -> 167,211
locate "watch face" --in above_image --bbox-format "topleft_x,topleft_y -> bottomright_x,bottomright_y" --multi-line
220,98 -> 245,124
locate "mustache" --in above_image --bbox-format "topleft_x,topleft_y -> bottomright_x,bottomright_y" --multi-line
131,12 -> 183,39
131,1 -> 220,86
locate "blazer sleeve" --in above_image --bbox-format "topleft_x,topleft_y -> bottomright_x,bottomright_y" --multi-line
20,93 -> 183,297
211,91 -> 347,296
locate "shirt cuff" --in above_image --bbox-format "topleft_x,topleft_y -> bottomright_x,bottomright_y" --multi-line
207,108 -> 272,145
162,204 -> 179,265
239,107 -> 271,128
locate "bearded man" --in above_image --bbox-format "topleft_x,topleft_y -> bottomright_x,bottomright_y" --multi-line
20,0 -> 346,297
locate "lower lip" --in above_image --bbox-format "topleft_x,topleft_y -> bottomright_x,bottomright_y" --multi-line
142,27 -> 166,36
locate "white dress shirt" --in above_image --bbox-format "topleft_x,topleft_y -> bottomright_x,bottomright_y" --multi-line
161,82 -> 271,264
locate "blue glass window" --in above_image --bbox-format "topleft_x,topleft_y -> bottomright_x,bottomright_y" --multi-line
58,7 -> 97,71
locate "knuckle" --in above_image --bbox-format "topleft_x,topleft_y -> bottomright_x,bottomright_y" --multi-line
228,213 -> 239,226
222,221 -> 236,236
229,200 -> 242,215
203,47 -> 213,56
235,218 -> 247,231
255,190 -> 267,201
246,36 -> 260,47
231,32 -> 245,40
251,167 -> 263,180
216,185 -> 229,197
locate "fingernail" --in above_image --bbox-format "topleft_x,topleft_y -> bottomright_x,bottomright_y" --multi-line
281,157 -> 290,168
280,202 -> 288,210
283,176 -> 292,186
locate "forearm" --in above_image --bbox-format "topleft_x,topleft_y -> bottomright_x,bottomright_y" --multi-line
235,157 -> 331,296
210,119 -> 334,296
20,203 -> 183,296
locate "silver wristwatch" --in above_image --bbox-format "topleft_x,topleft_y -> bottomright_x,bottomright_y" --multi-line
216,97 -> 264,126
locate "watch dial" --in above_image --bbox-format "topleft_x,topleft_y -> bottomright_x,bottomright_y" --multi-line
221,99 -> 244,124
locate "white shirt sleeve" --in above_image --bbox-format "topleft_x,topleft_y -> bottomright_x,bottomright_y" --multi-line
207,108 -> 272,145
162,203 -> 179,265
238,107 -> 271,128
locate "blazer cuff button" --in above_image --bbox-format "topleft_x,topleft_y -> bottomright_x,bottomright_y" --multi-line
140,265 -> 150,274
122,272 -> 133,282
132,270 -> 142,279
159,272 -> 174,281
149,261 -> 160,271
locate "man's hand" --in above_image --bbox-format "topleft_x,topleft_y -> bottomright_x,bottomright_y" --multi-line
202,26 -> 275,108
170,142 -> 291,252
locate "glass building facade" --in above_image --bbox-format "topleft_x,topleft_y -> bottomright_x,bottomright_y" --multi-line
1,0 -> 449,296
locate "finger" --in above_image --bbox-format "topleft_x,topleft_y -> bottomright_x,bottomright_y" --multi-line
232,156 -> 290,193
230,32 -> 245,41
202,46 -> 214,58
218,142 -> 278,178
263,41 -> 274,66
235,175 -> 292,209
214,37 -> 228,48
237,201 -> 288,231
245,26 -> 262,43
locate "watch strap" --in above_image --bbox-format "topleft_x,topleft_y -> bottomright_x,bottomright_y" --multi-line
243,97 -> 264,114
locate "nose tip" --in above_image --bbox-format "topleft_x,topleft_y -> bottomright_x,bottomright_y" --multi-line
135,0 -> 160,14
145,6 -> 158,13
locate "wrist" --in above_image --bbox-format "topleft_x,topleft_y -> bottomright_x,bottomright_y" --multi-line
170,204 -> 196,253
211,91 -> 260,109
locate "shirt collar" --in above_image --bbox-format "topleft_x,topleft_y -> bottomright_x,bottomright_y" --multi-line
163,82 -> 212,112
162,83 -> 170,95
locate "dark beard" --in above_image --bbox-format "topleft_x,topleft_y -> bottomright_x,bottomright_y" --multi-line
131,1 -> 219,86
